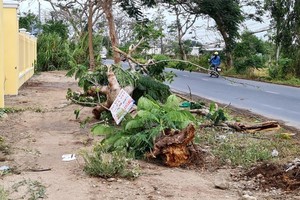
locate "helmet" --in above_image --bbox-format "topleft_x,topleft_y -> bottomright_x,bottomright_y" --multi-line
214,51 -> 218,55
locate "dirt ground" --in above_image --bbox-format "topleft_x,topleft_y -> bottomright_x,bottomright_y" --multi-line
0,71 -> 299,200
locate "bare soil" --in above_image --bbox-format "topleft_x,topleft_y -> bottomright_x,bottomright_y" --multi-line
0,71 -> 299,200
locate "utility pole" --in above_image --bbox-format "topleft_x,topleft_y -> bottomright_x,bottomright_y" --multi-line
38,0 -> 41,23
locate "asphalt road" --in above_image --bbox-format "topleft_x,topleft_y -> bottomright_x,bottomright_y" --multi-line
166,68 -> 300,129
103,59 -> 300,129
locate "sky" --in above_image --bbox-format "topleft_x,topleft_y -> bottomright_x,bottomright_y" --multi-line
18,0 -> 272,48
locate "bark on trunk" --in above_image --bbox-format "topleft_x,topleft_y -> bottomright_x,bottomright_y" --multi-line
214,17 -> 233,68
175,8 -> 186,60
102,1 -> 121,64
88,0 -> 95,70
225,121 -> 280,133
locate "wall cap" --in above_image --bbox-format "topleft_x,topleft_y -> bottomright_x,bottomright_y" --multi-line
3,1 -> 19,8
19,28 -> 26,33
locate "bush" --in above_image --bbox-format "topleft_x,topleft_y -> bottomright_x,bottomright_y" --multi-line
268,58 -> 293,79
83,145 -> 140,179
36,33 -> 71,71
234,55 -> 266,74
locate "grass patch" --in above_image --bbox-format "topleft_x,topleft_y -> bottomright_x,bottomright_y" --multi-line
196,127 -> 299,168
223,68 -> 300,87
0,107 -> 44,118
82,145 -> 140,179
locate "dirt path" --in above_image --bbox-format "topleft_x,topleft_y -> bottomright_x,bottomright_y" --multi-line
0,71 -> 272,200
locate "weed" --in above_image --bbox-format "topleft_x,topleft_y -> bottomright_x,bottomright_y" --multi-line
196,127 -> 299,168
80,116 -> 92,128
0,137 -> 10,155
0,107 -> 45,118
0,186 -> 8,200
12,179 -> 47,200
82,145 -> 140,179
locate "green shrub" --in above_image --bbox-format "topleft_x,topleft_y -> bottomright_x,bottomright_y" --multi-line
83,145 -> 140,179
234,55 -> 266,74
268,58 -> 293,79
36,33 -> 71,71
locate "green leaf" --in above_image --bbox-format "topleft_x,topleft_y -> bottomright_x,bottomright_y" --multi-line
164,110 -> 193,122
66,67 -> 76,77
165,94 -> 180,108
125,119 -> 144,130
74,109 -> 80,119
137,97 -> 160,111
209,103 -> 216,113
92,124 -> 116,136
137,110 -> 159,122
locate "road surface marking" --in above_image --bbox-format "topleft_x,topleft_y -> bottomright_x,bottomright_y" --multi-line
265,90 -> 280,95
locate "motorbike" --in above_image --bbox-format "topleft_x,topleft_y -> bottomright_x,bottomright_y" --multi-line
209,64 -> 221,78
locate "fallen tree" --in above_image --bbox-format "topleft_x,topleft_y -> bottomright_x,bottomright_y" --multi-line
91,65 -> 135,119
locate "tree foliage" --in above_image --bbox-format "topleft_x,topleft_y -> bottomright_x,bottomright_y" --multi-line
233,31 -> 268,73
19,12 -> 40,34
42,20 -> 69,40
265,0 -> 300,77
183,0 -> 244,49
36,33 -> 71,71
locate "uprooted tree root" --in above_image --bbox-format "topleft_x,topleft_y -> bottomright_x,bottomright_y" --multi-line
147,123 -> 206,167
245,163 -> 300,191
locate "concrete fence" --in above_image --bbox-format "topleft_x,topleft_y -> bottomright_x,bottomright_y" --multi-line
0,0 -> 37,107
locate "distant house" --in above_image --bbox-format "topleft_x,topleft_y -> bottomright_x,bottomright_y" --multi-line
145,47 -> 161,55
190,47 -> 200,56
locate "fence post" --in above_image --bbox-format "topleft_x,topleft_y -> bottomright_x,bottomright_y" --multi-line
3,0 -> 19,95
0,0 -> 4,107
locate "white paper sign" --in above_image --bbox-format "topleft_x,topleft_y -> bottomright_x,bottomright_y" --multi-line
110,89 -> 135,124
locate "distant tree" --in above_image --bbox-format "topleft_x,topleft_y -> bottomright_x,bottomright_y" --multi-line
19,12 -> 40,33
265,0 -> 300,77
45,0 -> 104,69
151,8 -> 167,54
166,3 -> 198,60
42,20 -> 69,40
233,31 -> 268,73
180,0 -> 244,67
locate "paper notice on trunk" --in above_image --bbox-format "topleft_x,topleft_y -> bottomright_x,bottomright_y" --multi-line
109,89 -> 135,125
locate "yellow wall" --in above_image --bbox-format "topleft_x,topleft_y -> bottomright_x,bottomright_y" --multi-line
18,30 -> 36,87
0,1 -> 37,107
0,0 -> 4,107
3,2 -> 19,95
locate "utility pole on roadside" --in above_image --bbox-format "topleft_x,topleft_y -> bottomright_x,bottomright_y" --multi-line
38,0 -> 41,23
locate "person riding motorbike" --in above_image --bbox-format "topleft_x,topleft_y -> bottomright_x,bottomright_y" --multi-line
209,51 -> 221,70
208,51 -> 221,77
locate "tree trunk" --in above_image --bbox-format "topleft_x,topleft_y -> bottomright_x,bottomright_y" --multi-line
88,0 -> 95,70
91,66 -> 134,119
175,8 -> 186,60
214,18 -> 233,68
102,1 -> 121,64
225,51 -> 233,68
